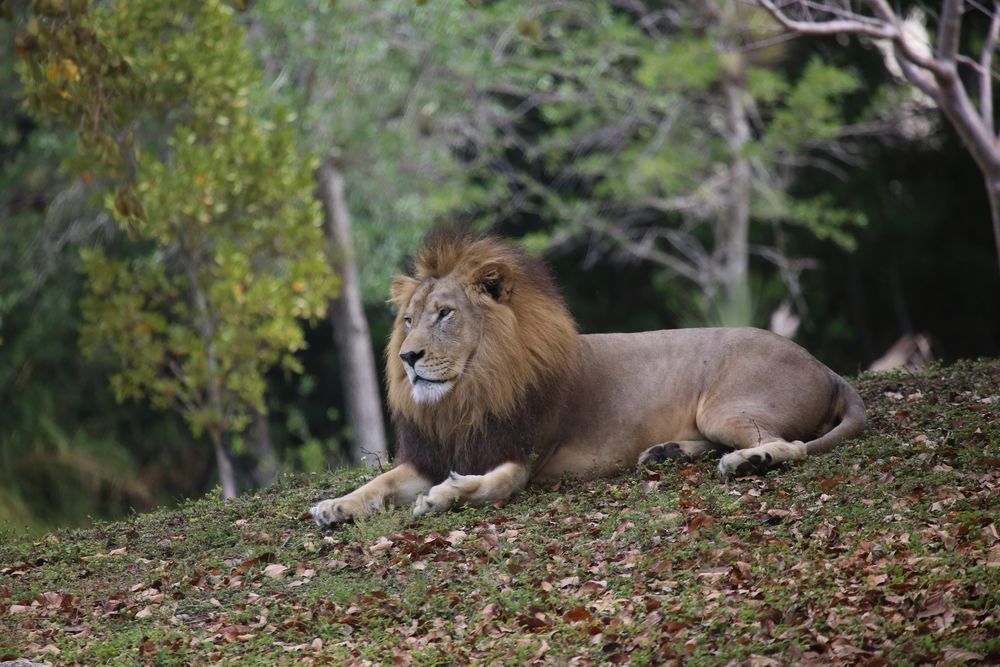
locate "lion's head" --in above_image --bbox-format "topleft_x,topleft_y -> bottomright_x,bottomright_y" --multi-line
386,232 -> 580,440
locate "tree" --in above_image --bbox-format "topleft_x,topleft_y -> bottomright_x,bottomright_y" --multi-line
254,0 -> 875,329
315,159 -> 388,466
16,0 -> 335,497
757,0 -> 1000,274
247,0 -> 484,297
246,0 -> 501,466
437,1 -> 874,324
0,14 -> 152,532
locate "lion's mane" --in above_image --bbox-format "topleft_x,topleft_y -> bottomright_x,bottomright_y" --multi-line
386,232 -> 581,482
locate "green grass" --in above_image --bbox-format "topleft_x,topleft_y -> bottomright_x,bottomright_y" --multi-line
2,360 -> 998,665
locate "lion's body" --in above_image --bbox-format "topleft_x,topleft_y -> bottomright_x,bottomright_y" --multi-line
311,234 -> 866,525
538,328 -> 858,478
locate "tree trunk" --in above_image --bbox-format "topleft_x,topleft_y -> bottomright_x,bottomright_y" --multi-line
205,346 -> 237,499
315,158 -> 389,468
208,424 -> 238,499
248,409 -> 278,488
181,248 -> 240,498
988,175 -> 1000,274
717,56 -> 752,325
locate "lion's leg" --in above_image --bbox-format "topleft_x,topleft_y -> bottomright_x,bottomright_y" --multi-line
698,413 -> 807,479
638,440 -> 721,467
311,463 -> 433,526
412,461 -> 528,517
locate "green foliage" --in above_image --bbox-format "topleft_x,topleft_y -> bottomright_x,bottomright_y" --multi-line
0,16 -> 166,535
636,36 -> 722,91
249,0 -> 489,300
17,0 -> 336,441
622,51 -> 867,240
755,59 -> 863,158
402,2 -> 867,325
249,1 -> 869,327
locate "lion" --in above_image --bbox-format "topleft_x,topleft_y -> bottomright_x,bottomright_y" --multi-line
310,233 -> 866,525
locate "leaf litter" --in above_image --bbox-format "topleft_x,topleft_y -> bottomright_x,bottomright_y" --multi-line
0,360 -> 998,665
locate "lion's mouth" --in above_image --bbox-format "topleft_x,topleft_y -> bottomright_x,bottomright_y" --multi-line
408,371 -> 455,405
413,374 -> 449,385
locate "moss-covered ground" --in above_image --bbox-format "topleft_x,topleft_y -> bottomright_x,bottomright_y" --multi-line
2,360 -> 998,666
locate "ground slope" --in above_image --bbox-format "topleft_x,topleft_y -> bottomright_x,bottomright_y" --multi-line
2,360 -> 998,666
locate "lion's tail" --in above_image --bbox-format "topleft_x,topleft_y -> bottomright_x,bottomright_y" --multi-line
804,375 -> 867,456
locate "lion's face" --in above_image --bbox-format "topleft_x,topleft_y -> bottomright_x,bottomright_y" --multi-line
386,235 -> 578,434
396,276 -> 484,405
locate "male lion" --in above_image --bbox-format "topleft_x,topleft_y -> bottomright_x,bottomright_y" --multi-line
311,233 -> 866,525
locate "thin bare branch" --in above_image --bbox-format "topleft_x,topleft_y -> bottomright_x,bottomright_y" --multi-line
980,1 -> 1000,132
759,1 -> 948,78
937,0 -> 964,64
893,51 -> 943,101
759,0 -> 999,170
599,222 -> 705,285
756,0 -> 895,38
738,29 -> 801,54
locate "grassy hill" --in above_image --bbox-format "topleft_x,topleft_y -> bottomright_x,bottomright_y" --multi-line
2,360 -> 998,666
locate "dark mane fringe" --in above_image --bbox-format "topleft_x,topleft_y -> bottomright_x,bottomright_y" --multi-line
395,378 -> 571,482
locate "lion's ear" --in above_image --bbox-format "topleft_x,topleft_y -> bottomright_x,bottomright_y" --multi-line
470,262 -> 513,303
390,275 -> 419,307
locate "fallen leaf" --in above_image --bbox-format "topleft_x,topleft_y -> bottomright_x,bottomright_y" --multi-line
445,530 -> 467,546
916,593 -> 947,618
941,648 -> 984,662
577,580 -> 607,595
696,566 -> 730,579
369,536 -> 394,553
686,514 -> 717,532
263,564 -> 289,579
516,613 -> 549,631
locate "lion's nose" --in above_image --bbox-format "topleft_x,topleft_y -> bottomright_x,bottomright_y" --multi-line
399,350 -> 425,368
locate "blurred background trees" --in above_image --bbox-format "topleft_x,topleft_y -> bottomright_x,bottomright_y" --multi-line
14,0 -> 336,500
1,0 -> 998,533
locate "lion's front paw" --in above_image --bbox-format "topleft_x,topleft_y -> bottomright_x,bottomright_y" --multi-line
310,495 -> 373,526
718,450 -> 773,480
413,475 -> 469,517
412,493 -> 451,517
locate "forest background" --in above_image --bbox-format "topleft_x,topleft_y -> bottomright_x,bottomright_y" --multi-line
1,0 -> 998,535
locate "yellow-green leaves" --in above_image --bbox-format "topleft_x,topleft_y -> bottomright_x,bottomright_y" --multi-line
636,38 -> 722,92
23,0 -> 337,442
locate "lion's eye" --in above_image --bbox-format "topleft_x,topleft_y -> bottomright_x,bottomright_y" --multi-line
438,307 -> 453,320
403,316 -> 412,327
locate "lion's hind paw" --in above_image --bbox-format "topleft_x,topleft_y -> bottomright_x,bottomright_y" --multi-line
638,442 -> 692,468
718,450 -> 774,480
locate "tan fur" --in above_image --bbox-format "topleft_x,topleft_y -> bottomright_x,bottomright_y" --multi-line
311,234 -> 867,525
